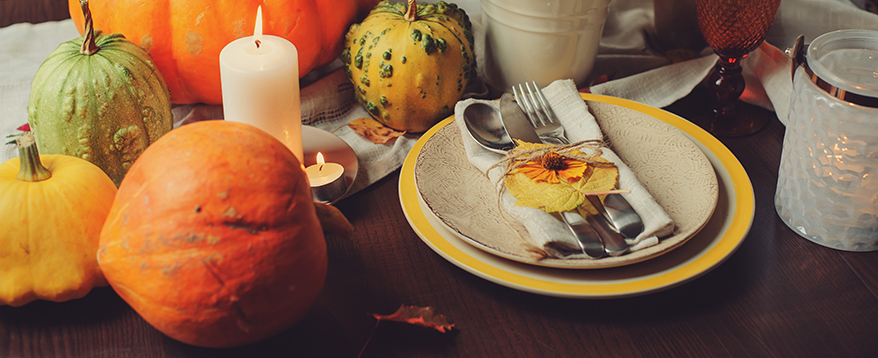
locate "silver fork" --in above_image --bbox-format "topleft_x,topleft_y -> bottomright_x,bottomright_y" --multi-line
512,81 -> 569,145
514,80 -> 644,255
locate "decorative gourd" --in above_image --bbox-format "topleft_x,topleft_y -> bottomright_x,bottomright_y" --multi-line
341,0 -> 476,132
68,0 -> 383,104
0,132 -> 116,307
98,121 -> 328,348
29,0 -> 173,187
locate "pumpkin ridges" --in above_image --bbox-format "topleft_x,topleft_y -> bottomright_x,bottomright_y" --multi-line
68,0 -> 381,104
166,0 -> 224,103
100,224 -> 326,303
30,183 -> 99,301
0,180 -> 36,306
343,0 -> 475,132
98,189 -> 318,257
98,121 -> 326,347
0,152 -> 114,306
34,157 -> 113,297
29,24 -> 173,186
81,53 -> 145,178
101,228 -> 327,347
92,46 -> 167,138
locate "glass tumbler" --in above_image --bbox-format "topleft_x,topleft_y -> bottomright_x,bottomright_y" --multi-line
775,29 -> 878,251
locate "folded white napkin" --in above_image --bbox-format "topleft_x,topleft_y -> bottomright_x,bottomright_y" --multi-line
454,79 -> 674,259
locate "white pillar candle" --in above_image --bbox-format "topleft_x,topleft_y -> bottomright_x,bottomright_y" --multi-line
219,6 -> 303,164
305,152 -> 347,202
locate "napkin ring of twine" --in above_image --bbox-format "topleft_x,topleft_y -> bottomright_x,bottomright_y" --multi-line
485,139 -> 619,260
487,139 -> 614,187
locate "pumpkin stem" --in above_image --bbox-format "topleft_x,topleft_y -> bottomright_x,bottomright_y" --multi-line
79,0 -> 99,55
404,0 -> 418,22
15,132 -> 52,182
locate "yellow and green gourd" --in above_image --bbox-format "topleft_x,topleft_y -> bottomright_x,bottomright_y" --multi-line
27,0 -> 173,186
0,132 -> 116,307
341,0 -> 475,132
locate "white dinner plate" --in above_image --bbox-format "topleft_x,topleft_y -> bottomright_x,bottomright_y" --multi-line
399,94 -> 755,298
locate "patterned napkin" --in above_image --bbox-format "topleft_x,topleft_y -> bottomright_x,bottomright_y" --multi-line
453,79 -> 674,259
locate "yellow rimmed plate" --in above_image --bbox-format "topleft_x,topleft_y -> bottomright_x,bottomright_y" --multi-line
416,96 -> 719,268
399,94 -> 754,298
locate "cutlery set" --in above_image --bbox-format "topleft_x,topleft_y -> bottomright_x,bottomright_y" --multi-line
465,81 -> 644,258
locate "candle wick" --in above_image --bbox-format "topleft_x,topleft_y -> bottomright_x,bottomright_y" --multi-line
255,39 -> 262,49
318,163 -> 324,171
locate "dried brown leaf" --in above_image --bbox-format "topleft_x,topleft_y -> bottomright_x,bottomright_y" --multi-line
372,305 -> 455,333
348,117 -> 405,144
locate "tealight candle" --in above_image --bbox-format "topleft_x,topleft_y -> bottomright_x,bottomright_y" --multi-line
219,6 -> 303,164
305,152 -> 347,202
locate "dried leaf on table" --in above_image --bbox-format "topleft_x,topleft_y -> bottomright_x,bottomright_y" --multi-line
359,305 -> 456,358
348,117 -> 405,144
372,305 -> 455,333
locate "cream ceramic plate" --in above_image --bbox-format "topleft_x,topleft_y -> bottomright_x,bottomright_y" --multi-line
302,126 -> 358,204
399,94 -> 754,298
414,95 -> 719,269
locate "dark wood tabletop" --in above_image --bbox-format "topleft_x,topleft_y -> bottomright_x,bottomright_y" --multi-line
3,1 -> 877,357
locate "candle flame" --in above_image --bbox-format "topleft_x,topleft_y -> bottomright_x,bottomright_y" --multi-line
253,6 -> 263,46
316,152 -> 325,171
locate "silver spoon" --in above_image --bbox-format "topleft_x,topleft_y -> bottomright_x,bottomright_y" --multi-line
462,102 -> 514,154
462,99 -> 607,259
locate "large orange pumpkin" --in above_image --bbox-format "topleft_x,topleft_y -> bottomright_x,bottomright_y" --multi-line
98,121 -> 327,347
68,0 -> 381,104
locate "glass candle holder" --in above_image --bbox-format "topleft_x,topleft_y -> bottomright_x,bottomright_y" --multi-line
775,30 -> 878,252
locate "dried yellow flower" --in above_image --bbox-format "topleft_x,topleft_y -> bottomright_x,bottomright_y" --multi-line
515,151 -> 589,184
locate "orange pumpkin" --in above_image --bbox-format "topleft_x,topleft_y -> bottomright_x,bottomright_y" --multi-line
68,0 -> 381,104
98,121 -> 327,347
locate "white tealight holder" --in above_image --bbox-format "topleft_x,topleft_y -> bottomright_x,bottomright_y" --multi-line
305,158 -> 347,203
301,126 -> 358,204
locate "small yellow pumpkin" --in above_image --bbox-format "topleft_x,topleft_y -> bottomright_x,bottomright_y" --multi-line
0,132 -> 116,307
341,0 -> 476,132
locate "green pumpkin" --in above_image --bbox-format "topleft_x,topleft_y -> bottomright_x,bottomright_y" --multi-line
341,0 -> 475,132
27,1 -> 172,186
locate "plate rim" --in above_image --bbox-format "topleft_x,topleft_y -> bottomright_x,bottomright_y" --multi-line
399,93 -> 755,298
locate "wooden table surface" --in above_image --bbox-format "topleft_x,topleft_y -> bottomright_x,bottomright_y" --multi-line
3,1 -> 877,357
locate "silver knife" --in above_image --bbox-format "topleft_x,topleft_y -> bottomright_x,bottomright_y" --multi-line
499,93 -> 608,258
499,93 -> 629,257
559,212 -> 606,259
587,194 -> 644,240
499,93 -> 541,145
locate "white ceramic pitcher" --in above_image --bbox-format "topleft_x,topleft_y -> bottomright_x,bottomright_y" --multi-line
480,0 -> 612,91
